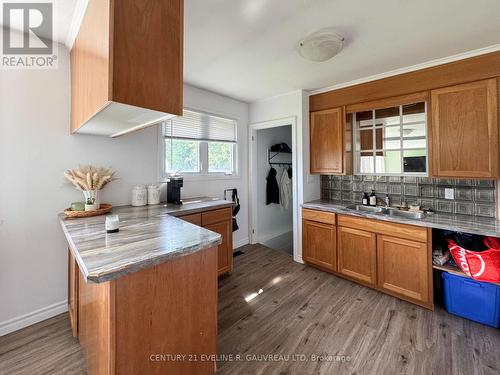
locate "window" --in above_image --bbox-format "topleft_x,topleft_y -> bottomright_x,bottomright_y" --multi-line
208,142 -> 234,173
165,139 -> 200,173
161,109 -> 237,178
353,102 -> 428,176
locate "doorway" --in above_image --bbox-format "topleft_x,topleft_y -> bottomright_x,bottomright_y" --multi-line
249,117 -> 298,258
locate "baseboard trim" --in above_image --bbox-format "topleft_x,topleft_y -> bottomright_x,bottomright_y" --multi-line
294,255 -> 304,264
258,229 -> 292,244
234,237 -> 249,249
0,300 -> 68,336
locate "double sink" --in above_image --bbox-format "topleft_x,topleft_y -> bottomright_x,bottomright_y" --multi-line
346,204 -> 426,220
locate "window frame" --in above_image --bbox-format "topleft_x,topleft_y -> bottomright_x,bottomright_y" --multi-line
353,102 -> 429,177
158,108 -> 239,182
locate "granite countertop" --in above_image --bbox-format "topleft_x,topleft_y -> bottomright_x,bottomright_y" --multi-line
60,197 -> 233,283
302,200 -> 500,237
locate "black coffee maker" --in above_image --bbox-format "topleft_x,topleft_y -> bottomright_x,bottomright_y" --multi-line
166,175 -> 183,204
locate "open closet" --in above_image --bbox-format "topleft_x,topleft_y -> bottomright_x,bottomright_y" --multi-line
255,125 -> 294,255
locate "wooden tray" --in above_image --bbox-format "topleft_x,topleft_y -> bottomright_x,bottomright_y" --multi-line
64,204 -> 112,218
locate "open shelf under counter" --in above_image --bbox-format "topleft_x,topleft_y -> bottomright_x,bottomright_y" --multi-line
432,262 -> 500,286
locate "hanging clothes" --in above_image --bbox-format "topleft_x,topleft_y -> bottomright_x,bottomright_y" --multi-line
279,167 -> 292,210
266,167 -> 280,205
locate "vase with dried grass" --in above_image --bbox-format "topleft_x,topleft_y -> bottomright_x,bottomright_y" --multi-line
64,165 -> 117,211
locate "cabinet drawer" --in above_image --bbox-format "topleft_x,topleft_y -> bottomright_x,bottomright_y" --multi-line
337,215 -> 427,243
202,208 -> 232,226
302,209 -> 336,225
178,213 -> 202,226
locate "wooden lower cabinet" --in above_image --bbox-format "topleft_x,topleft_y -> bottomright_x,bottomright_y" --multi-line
179,212 -> 202,226
302,209 -> 433,309
204,220 -> 232,276
77,246 -> 218,375
337,226 -> 377,285
68,249 -> 79,337
377,235 -> 431,305
302,219 -> 337,271
202,208 -> 233,276
78,271 -> 113,374
178,207 -> 233,276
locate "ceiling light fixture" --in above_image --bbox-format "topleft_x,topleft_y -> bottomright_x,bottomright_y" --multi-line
297,29 -> 344,62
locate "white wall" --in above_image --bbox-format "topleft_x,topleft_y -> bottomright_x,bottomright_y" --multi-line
175,84 -> 249,249
249,90 -> 320,201
0,45 -> 249,334
256,125 -> 293,242
249,90 -> 320,261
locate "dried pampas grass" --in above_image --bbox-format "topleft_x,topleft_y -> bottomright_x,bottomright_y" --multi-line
64,165 -> 117,191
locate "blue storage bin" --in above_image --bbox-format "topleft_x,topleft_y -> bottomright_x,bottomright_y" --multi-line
442,272 -> 500,328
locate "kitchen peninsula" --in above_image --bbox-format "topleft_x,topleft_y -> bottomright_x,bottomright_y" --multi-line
60,198 -> 233,375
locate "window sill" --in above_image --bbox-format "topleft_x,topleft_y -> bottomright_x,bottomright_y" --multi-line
160,174 -> 241,182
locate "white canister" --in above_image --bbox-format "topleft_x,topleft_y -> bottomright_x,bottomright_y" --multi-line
131,185 -> 147,206
147,184 -> 160,205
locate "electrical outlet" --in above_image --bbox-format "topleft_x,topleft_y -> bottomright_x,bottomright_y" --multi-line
444,188 -> 454,200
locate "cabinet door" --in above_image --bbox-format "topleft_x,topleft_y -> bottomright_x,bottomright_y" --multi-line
204,220 -> 233,276
337,226 -> 377,285
377,235 -> 430,304
68,249 -> 79,338
302,220 -> 337,271
310,107 -> 345,174
431,79 -> 498,178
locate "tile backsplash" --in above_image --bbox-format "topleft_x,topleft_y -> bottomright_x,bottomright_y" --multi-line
320,175 -> 497,218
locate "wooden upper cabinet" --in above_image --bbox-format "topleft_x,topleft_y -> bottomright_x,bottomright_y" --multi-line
430,79 -> 499,178
310,51 -> 500,112
71,0 -> 183,137
310,107 -> 350,174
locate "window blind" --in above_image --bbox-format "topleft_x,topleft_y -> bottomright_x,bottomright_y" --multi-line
164,109 -> 237,143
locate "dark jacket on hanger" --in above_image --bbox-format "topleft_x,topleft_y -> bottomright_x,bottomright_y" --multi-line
266,167 -> 280,205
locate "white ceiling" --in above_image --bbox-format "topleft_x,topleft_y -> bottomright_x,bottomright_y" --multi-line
184,0 -> 500,102
6,0 -> 500,103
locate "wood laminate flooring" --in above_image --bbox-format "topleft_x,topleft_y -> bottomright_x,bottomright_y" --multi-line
1,244 -> 499,375
0,312 -> 85,374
